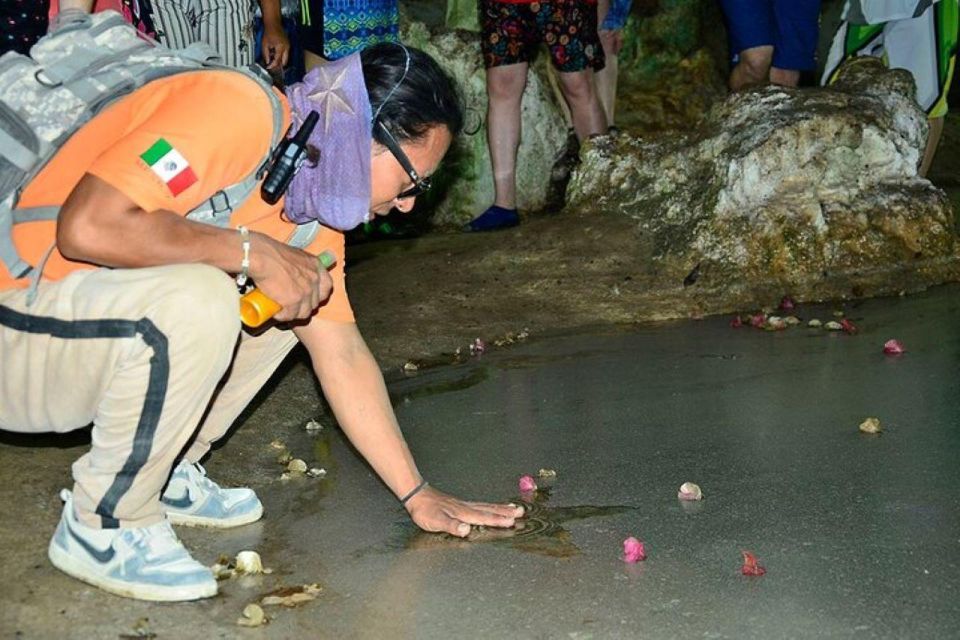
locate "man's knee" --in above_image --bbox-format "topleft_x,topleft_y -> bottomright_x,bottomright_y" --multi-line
146,264 -> 240,350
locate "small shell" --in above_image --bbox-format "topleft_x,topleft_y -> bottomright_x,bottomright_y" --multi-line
784,316 -> 801,326
537,468 -> 557,478
235,550 -> 264,574
825,320 -> 843,331
279,472 -> 292,481
765,316 -> 786,331
287,458 -> 308,473
236,603 -> 267,627
677,482 -> 703,501
403,361 -> 419,372
859,417 -> 882,434
306,467 -> 327,478
833,310 -> 845,318
268,439 -> 286,450
808,319 -> 822,328
304,419 -> 323,432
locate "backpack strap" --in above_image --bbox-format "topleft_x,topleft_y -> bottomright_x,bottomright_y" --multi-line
286,220 -> 320,249
0,198 -> 32,279
186,65 -> 286,226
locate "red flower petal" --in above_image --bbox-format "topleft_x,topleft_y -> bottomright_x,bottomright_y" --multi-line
779,296 -> 796,311
883,339 -> 905,355
741,550 -> 766,576
840,319 -> 858,334
750,314 -> 766,328
730,316 -> 743,328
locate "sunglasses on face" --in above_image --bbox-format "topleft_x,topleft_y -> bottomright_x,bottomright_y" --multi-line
377,121 -> 432,199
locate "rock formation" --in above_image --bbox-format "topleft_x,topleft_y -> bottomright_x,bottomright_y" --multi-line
567,58 -> 957,299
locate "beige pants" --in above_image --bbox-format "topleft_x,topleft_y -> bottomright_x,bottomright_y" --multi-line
0,264 -> 298,529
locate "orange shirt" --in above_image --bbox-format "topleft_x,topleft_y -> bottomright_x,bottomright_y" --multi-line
6,70 -> 354,323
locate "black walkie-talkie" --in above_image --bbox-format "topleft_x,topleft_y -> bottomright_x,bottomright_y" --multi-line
260,110 -> 320,205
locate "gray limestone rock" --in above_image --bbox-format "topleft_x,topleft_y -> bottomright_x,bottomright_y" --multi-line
567,58 -> 956,295
401,21 -> 568,227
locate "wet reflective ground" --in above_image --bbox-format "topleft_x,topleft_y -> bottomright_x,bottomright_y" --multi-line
3,286 -> 960,638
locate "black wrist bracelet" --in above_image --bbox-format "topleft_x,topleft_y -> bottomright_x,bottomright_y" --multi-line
400,480 -> 429,506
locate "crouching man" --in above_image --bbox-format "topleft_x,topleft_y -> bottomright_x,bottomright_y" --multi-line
0,40 -> 522,601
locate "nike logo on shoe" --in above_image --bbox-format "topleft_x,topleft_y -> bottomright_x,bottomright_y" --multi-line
162,493 -> 194,510
65,520 -> 116,564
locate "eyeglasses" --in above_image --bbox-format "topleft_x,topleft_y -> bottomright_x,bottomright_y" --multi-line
377,121 -> 432,199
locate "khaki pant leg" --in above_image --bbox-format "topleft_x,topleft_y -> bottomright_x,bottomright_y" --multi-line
0,264 -> 241,529
184,325 -> 300,463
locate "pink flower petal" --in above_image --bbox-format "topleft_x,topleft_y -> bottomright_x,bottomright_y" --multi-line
883,339 -> 905,355
518,475 -> 537,493
840,319 -> 858,334
741,550 -> 766,576
749,314 -> 766,328
779,296 -> 796,311
622,537 -> 646,563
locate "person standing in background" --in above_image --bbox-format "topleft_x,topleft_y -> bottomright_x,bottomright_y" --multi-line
822,0 -> 958,176
149,0 -> 290,70
467,0 -> 608,232
299,0 -> 400,71
595,0 -> 631,128
718,0 -> 822,91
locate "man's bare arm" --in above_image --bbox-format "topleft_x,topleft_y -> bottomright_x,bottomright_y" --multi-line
57,174 -> 330,321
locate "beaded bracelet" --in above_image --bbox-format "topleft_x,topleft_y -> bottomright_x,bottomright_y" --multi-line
236,226 -> 251,288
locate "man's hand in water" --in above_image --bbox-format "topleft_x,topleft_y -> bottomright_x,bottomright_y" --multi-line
405,486 -> 525,537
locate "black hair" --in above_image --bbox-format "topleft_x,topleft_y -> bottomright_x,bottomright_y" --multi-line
360,43 -> 464,146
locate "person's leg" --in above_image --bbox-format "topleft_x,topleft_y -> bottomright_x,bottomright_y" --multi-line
547,0 -> 607,139
555,69 -> 607,140
769,0 -> 821,87
197,0 -> 254,67
0,264 -> 240,600
595,0 -> 619,125
0,264 -> 241,528
182,326 -> 300,463
486,62 -> 529,210
149,0 -> 198,50
883,0 -> 958,176
718,0 -> 775,90
468,0 -> 536,230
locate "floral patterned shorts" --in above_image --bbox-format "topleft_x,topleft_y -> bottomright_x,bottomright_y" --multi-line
480,0 -> 605,73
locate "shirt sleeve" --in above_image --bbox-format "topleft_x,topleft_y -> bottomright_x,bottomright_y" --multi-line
86,73 -> 275,216
305,225 -> 355,323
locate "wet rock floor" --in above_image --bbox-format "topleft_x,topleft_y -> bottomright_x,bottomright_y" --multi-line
3,284 -> 960,638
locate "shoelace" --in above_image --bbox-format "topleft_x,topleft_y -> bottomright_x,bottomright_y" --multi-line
187,462 -> 220,494
126,521 -> 184,560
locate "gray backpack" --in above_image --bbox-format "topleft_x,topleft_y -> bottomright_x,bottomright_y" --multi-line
0,9 -> 318,291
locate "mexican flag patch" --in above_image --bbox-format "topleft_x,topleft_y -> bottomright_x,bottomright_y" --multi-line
140,138 -> 198,196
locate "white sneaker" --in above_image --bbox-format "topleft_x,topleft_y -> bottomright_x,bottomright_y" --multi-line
48,489 -> 217,602
162,460 -> 263,528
